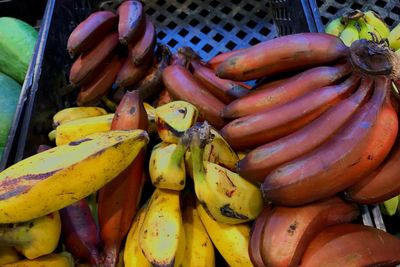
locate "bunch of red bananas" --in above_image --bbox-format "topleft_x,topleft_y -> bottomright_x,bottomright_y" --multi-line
160,33 -> 400,266
67,0 -> 170,106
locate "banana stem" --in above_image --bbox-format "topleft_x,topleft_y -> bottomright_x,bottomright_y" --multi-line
190,122 -> 213,184
170,137 -> 190,166
0,225 -> 31,246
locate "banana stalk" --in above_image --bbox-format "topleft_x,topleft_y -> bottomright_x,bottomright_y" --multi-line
98,90 -> 148,267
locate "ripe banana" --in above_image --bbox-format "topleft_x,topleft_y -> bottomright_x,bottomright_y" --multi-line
0,212 -> 61,259
358,17 -> 381,41
300,224 -> 400,267
0,130 -> 148,223
325,17 -> 347,36
60,199 -> 101,266
55,113 -> 114,146
0,247 -> 20,265
190,122 -> 263,224
118,0 -> 145,45
2,252 -> 74,267
181,193 -> 215,267
131,16 -> 156,66
262,76 -> 390,206
259,197 -> 359,267
149,140 -> 188,191
196,202 -> 253,267
380,195 -> 399,216
238,76 -> 373,182
139,188 -> 185,267
388,22 -> 400,50
185,127 -> 239,178
124,203 -> 151,267
98,89 -> 148,267
339,20 -> 359,46
222,63 -> 352,119
69,32 -> 119,86
144,102 -> 157,135
52,107 -> 107,128
155,100 -> 199,144
77,55 -> 123,106
249,206 -> 272,267
67,11 -> 118,58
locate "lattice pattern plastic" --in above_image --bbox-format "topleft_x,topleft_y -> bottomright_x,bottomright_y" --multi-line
144,0 -> 276,61
315,0 -> 400,29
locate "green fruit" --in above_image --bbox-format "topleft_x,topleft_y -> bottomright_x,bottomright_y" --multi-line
0,17 -> 38,84
0,72 -> 21,159
380,196 -> 399,216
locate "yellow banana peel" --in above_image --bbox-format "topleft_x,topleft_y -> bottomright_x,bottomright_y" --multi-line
2,252 -> 74,267
52,107 -> 107,128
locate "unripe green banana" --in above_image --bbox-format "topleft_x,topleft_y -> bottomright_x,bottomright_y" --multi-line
190,122 -> 263,224
325,17 -> 347,37
363,10 -> 390,40
339,20 -> 360,46
0,130 -> 148,223
380,195 -> 399,216
389,23 -> 400,50
358,17 -> 380,41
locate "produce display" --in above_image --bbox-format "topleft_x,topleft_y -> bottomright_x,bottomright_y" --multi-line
2,1 -> 400,267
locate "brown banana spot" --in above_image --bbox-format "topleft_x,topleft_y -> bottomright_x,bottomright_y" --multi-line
129,106 -> 136,115
0,186 -> 31,200
154,176 -> 163,186
220,204 -> 249,219
179,180 -> 184,185
287,221 -> 299,236
69,138 -> 93,146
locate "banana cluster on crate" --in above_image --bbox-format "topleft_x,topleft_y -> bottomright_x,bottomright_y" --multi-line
2,1 -> 400,267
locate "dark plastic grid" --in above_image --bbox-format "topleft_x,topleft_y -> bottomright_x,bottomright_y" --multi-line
144,0 -> 276,61
315,0 -> 400,29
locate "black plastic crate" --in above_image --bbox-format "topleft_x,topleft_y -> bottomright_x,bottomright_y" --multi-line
0,0 -> 48,170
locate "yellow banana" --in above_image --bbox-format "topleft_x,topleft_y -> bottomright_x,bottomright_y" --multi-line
196,202 -> 253,267
48,130 -> 56,142
139,188 -> 185,267
237,151 -> 247,160
149,138 -> 189,191
339,20 -> 359,46
380,195 -> 399,216
185,128 -> 239,178
358,17 -> 380,40
0,212 -> 62,259
155,101 -> 199,143
55,114 -> 114,146
52,107 -> 107,128
2,252 -> 74,267
144,102 -> 157,135
363,10 -> 390,39
389,23 -> 400,50
191,123 -> 263,224
124,203 -> 151,267
325,17 -> 347,36
181,193 -> 215,267
0,247 -> 20,265
0,130 -> 148,223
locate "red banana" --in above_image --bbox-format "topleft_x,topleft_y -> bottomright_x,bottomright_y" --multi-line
69,32 -> 119,86
347,124 -> 400,204
77,55 -> 123,106
249,206 -> 272,267
207,50 -> 242,70
300,224 -> 400,267
262,76 -> 390,206
222,63 -> 353,119
98,90 -> 148,267
191,60 -> 249,104
259,197 -> 359,267
163,64 -> 226,129
117,0 -> 144,45
221,73 -> 360,150
60,199 -> 102,266
130,45 -> 171,100
131,16 -> 156,66
238,76 -> 373,182
114,50 -> 152,88
67,11 -> 118,58
216,33 -> 349,81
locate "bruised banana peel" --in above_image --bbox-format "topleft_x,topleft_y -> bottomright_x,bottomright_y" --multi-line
0,130 -> 149,223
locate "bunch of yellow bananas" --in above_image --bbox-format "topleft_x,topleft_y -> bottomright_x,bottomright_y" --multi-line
325,10 -> 390,47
